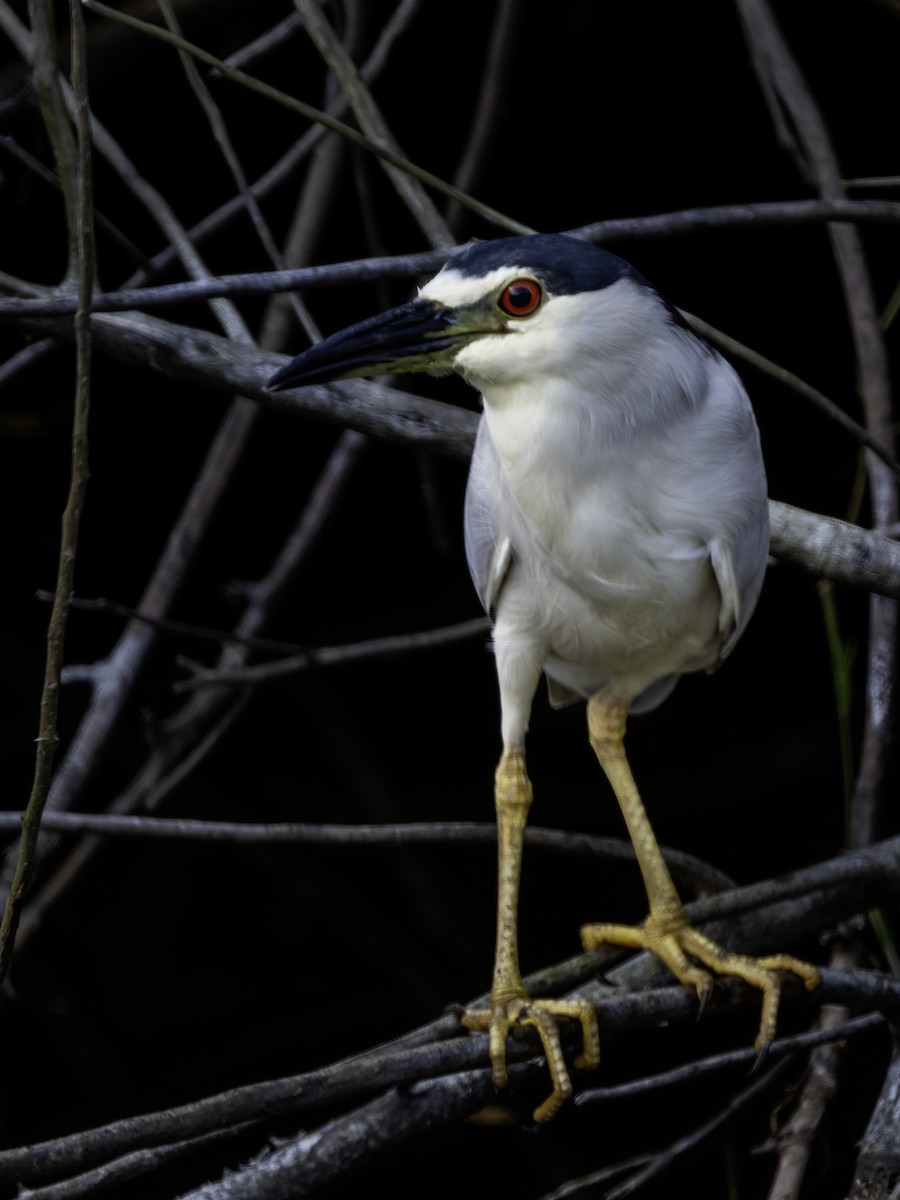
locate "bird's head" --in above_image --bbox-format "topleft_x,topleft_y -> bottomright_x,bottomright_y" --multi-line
265,234 -> 658,395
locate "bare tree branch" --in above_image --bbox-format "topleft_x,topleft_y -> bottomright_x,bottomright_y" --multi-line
847,1041 -> 900,1198
4,197 -> 900,320
294,0 -> 453,249
0,0 -> 94,974
736,0 -> 898,860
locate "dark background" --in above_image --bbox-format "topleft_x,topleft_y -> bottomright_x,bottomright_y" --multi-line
0,1 -> 897,1196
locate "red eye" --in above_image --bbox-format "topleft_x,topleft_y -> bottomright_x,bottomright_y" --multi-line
498,278 -> 542,317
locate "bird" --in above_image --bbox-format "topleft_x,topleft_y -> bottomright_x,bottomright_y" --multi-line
266,233 -> 820,1123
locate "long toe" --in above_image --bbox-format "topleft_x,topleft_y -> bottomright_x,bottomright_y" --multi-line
581,915 -> 819,1047
462,994 -> 599,1122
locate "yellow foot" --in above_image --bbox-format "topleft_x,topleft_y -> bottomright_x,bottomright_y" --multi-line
462,993 -> 600,1123
581,911 -> 820,1050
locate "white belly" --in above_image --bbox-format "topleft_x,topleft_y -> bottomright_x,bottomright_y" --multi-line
496,534 -> 724,706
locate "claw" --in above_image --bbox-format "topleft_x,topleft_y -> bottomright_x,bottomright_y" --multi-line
751,1041 -> 771,1073
695,974 -> 713,1022
462,994 -> 599,1123
581,913 -> 820,1051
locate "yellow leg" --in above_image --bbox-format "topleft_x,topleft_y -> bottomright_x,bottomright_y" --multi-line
462,747 -> 600,1122
580,697 -> 820,1049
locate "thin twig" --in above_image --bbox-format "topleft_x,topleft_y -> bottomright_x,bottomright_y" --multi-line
6,195 -> 900,318
0,812 -> 733,891
174,616 -> 491,690
2,814 -> 898,949
0,336 -> 58,386
687,312 -> 900,477
0,133 -> 151,267
295,0 -> 453,249
0,0 -> 94,976
569,197 -> 900,243
602,1060 -> 797,1199
36,591 -> 311,656
576,1011 -> 884,1107
444,0 -> 523,235
157,0 -> 312,333
221,10 -> 303,69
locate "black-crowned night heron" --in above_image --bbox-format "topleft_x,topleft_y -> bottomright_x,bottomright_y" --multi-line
267,233 -> 820,1122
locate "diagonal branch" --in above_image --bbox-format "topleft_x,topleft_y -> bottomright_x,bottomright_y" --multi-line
294,0 -> 453,249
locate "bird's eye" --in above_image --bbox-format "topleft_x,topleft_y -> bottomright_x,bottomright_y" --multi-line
498,278 -> 542,318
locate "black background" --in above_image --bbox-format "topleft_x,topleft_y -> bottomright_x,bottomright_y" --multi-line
0,1 -> 897,1196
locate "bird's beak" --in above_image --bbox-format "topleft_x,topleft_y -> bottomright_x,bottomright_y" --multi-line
265,296 -> 497,391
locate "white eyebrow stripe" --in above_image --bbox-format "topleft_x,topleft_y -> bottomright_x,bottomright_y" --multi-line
420,265 -> 534,308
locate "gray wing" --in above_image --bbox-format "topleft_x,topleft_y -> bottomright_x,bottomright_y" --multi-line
710,517 -> 768,664
705,373 -> 771,664
463,416 -> 513,614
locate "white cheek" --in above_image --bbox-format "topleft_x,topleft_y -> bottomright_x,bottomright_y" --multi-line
453,296 -> 590,386
453,328 -> 530,386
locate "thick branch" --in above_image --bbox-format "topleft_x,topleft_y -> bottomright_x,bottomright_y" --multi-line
11,304 -> 900,599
